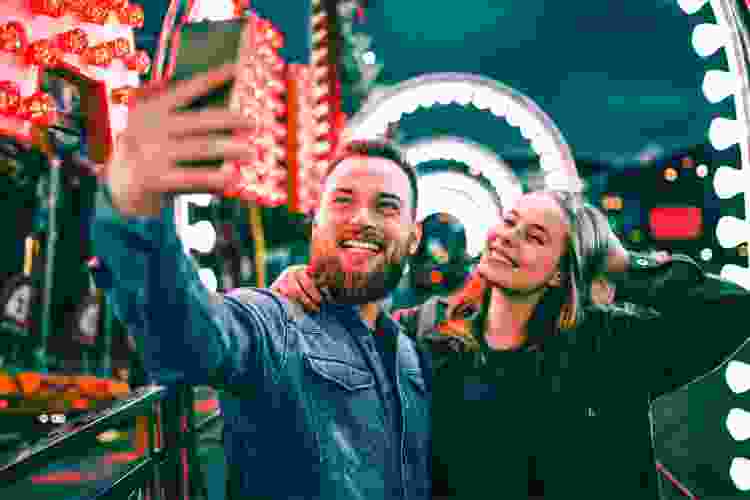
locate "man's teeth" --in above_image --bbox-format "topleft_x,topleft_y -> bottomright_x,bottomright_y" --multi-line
341,240 -> 380,252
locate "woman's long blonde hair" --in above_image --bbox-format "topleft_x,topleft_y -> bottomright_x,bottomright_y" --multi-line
435,191 -> 611,349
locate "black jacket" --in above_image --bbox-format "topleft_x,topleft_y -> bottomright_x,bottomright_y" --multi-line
397,253 -> 750,499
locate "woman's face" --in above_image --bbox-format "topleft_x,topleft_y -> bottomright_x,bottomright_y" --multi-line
477,192 -> 570,296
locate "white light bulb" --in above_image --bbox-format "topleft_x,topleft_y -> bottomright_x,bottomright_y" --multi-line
198,268 -> 218,293
709,117 -> 742,151
714,165 -> 746,199
692,23 -> 727,58
727,408 -> 750,441
721,265 -> 750,291
361,51 -> 376,65
730,457 -> 750,491
677,0 -> 708,15
183,194 -> 213,207
703,70 -> 737,104
184,220 -> 217,254
726,360 -> 750,394
716,216 -> 750,248
700,248 -> 713,261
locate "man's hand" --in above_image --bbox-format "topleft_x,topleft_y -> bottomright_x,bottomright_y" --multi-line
270,265 -> 323,313
107,63 -> 255,217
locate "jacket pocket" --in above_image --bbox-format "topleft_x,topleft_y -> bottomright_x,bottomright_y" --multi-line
305,355 -> 375,391
403,368 -> 427,394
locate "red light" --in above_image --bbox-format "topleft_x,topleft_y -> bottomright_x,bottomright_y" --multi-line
0,400 -> 8,409
649,206 -> 702,240
71,398 -> 89,410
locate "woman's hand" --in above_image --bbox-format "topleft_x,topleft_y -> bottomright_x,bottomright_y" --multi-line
270,265 -> 323,313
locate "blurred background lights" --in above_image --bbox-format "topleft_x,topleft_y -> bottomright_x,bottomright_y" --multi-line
726,408 -> 750,442
730,457 -> 750,491
183,220 -> 217,254
677,0 -> 708,15
362,50 -> 376,65
716,216 -> 750,249
714,165 -> 746,199
709,117 -> 743,151
198,268 -> 219,293
726,360 -> 750,394
702,69 -> 737,104
696,164 -> 709,178
700,248 -> 713,261
691,23 -> 727,58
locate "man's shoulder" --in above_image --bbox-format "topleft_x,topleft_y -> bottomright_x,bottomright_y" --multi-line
224,287 -> 304,322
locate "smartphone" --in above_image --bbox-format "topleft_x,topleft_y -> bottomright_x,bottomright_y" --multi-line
170,19 -> 247,168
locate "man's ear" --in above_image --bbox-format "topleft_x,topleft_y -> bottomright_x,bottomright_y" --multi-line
409,221 -> 423,256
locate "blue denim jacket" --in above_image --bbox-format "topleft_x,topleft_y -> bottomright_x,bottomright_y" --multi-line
90,188 -> 431,500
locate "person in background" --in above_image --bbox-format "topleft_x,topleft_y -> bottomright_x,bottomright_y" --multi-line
90,64 -> 430,500
272,189 -> 750,499
385,211 -> 471,311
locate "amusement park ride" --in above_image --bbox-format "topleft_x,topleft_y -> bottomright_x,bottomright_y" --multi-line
0,0 -> 747,498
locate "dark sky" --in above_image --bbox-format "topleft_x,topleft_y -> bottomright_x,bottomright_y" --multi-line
139,0 -> 729,162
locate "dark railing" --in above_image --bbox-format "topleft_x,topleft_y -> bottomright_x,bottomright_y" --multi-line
0,383 -> 216,500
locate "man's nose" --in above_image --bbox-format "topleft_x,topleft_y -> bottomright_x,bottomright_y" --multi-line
350,205 -> 376,227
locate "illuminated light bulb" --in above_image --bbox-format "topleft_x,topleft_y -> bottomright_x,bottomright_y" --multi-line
709,117 -> 743,151
55,28 -> 89,55
198,268 -> 218,293
720,264 -> 750,291
0,81 -> 21,115
703,70 -> 737,104
714,165 -> 745,199
84,43 -> 114,67
677,0 -> 708,15
107,37 -> 132,58
0,22 -> 27,54
25,39 -> 61,67
83,3 -> 110,25
727,408 -> 750,441
29,0 -> 66,17
716,216 -> 750,248
183,194 -> 213,207
663,167 -> 678,182
184,220 -> 217,254
692,23 -> 727,58
700,248 -> 713,261
726,360 -> 750,394
20,92 -> 58,126
730,457 -> 750,491
119,3 -> 145,29
696,164 -> 709,178
124,50 -> 151,74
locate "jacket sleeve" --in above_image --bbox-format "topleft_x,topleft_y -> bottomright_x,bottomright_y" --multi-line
612,252 -> 750,396
90,187 -> 287,390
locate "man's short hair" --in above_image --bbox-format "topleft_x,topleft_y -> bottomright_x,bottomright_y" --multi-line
325,139 -> 419,218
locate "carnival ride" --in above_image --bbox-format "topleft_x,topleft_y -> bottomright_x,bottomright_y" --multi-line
0,0 -> 746,499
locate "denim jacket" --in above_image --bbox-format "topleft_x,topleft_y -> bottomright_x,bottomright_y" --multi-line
90,188 -> 431,500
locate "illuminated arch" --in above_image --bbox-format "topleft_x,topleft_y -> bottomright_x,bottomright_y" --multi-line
679,0 -> 750,492
402,136 -> 522,256
346,72 -> 582,192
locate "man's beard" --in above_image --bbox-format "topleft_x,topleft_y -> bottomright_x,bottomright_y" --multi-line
310,246 -> 409,305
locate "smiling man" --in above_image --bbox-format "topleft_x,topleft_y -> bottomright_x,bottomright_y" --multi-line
90,65 -> 429,500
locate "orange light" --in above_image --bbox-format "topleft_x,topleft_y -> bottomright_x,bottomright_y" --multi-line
664,167 -> 678,182
71,398 -> 89,410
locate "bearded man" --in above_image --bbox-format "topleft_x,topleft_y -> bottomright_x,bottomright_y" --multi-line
91,65 -> 429,500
